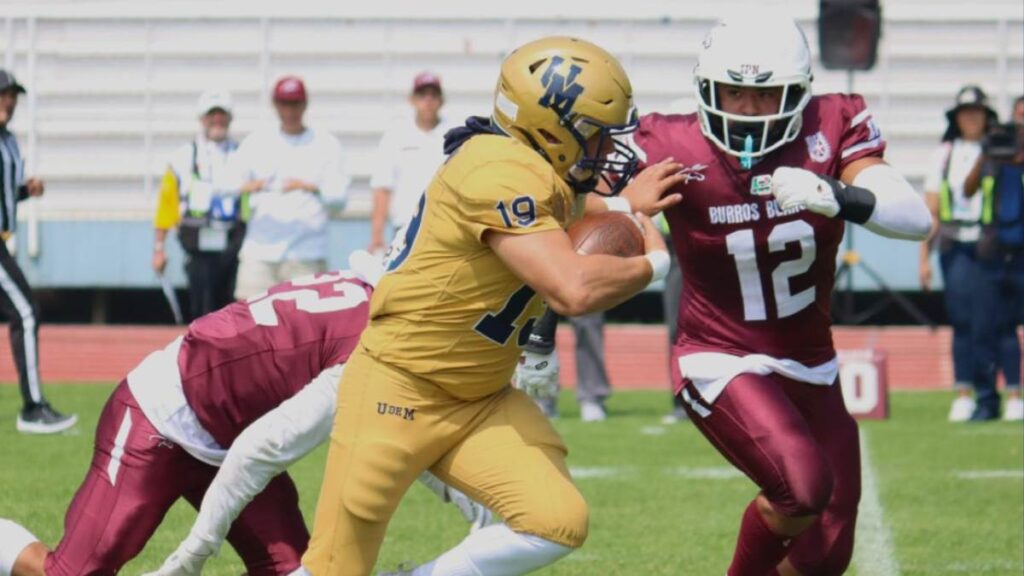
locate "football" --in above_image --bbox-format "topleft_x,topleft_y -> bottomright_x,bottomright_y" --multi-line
568,211 -> 645,257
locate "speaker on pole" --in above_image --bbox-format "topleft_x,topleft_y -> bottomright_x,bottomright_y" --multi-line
818,0 -> 882,71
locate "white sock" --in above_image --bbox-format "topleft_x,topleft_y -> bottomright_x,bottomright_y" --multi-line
0,519 -> 39,576
411,523 -> 573,576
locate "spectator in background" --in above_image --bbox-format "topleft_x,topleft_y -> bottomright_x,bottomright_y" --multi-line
918,86 -> 1006,422
962,95 -> 1024,421
152,90 -> 243,320
368,72 -> 450,253
571,313 -> 612,422
0,69 -> 76,434
229,76 -> 349,299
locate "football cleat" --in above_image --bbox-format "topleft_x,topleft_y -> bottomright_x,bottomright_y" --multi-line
17,402 -> 78,435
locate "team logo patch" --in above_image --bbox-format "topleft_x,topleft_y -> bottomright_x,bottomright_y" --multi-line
538,56 -> 584,116
727,66 -> 774,84
751,174 -> 773,196
805,131 -> 832,163
377,402 -> 416,421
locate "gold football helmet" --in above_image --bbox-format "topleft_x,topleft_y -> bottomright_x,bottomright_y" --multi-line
492,36 -> 639,194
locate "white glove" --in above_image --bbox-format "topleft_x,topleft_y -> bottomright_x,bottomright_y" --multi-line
771,166 -> 840,218
514,350 -> 560,402
142,535 -> 217,576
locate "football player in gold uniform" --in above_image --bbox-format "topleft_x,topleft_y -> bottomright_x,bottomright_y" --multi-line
302,37 -> 684,576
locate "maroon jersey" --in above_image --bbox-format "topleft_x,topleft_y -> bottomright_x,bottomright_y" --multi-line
179,272 -> 371,447
633,94 -> 884,365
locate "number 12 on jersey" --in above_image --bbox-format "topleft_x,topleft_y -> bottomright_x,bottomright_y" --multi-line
474,285 -> 537,347
726,220 -> 817,322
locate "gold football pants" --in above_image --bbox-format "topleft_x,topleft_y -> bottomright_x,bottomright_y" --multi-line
302,346 -> 588,575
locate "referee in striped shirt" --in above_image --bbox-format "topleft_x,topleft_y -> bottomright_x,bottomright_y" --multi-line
0,69 -> 76,434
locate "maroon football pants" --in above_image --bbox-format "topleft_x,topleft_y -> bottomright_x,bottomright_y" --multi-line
45,381 -> 309,576
681,372 -> 860,576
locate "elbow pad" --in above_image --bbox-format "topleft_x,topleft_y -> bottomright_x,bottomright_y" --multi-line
853,164 -> 933,240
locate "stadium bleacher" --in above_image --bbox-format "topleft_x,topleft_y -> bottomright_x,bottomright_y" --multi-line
0,0 -> 1021,288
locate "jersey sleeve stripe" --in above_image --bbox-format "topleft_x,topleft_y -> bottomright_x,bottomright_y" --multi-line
850,109 -> 873,128
841,137 -> 884,159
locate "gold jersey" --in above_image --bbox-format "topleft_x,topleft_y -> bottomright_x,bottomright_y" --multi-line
360,134 -> 579,400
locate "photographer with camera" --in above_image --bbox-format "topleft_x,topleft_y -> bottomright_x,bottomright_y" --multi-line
919,86 -> 1016,421
961,95 -> 1024,421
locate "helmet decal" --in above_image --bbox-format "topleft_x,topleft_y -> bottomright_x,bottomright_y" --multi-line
538,56 -> 584,117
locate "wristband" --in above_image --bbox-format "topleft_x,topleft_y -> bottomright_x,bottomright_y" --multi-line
602,196 -> 632,213
820,175 -> 876,224
525,308 -> 559,354
154,241 -> 165,252
644,250 -> 671,283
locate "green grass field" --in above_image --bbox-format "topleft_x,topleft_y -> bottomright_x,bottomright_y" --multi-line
1,385 -> 1021,575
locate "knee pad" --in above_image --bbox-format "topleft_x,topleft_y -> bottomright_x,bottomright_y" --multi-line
775,465 -> 834,518
505,480 -> 589,549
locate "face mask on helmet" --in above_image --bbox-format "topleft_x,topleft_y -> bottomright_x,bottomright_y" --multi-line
563,107 -> 640,196
696,78 -> 809,168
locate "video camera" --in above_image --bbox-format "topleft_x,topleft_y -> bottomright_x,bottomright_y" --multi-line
983,122 -> 1022,161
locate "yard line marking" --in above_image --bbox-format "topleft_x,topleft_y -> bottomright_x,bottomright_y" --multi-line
954,470 -> 1024,480
640,425 -> 667,436
668,466 -> 744,480
853,428 -> 901,576
570,466 -> 628,479
955,428 -> 1023,436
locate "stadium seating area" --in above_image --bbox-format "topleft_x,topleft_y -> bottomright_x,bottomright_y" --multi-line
0,0 -> 1021,287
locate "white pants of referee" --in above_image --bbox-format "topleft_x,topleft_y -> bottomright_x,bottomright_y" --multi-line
0,239 -> 45,409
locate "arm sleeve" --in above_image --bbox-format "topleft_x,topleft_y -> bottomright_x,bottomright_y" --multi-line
838,94 -> 887,172
455,163 -> 566,243
153,167 -> 182,229
856,163 -> 933,240
317,135 -> 350,207
185,364 -> 343,549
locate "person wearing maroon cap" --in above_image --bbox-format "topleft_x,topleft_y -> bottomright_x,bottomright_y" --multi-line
368,72 -> 450,254
227,76 -> 350,299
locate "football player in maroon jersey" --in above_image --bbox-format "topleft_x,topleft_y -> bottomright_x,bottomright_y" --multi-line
0,258 -> 488,576
518,12 -> 932,576
616,14 -> 932,576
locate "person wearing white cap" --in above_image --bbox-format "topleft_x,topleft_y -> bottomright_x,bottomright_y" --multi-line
368,71 -> 450,253
152,90 -> 243,320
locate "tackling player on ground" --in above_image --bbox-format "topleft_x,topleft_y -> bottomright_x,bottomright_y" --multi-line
301,37 -> 682,576
0,255 -> 486,576
520,12 -> 931,576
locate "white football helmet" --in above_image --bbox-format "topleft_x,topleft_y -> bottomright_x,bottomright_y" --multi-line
694,13 -> 813,165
